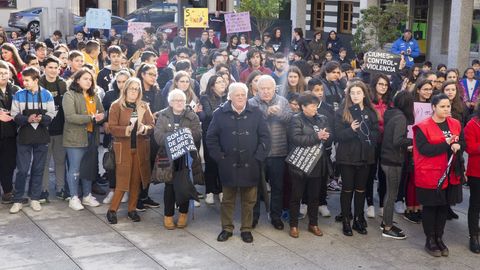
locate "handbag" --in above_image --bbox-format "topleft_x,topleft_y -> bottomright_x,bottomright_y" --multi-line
151,154 -> 173,184
102,141 -> 115,172
173,159 -> 199,205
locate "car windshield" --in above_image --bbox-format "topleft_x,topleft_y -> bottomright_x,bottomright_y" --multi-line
21,7 -> 41,13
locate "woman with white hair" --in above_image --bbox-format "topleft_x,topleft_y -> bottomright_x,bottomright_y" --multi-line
154,89 -> 202,230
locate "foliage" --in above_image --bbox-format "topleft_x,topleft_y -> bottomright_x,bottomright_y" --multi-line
237,0 -> 281,36
351,3 -> 408,54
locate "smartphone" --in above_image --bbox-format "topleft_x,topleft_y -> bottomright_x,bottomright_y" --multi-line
349,104 -> 363,122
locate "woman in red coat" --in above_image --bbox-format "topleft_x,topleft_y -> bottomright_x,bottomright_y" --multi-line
413,93 -> 464,257
464,102 -> 480,254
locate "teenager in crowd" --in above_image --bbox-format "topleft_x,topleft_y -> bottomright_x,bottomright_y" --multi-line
282,66 -> 306,100
97,46 -> 123,92
459,67 -> 480,112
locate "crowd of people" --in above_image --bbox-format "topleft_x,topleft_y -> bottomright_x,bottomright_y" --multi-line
0,23 -> 480,258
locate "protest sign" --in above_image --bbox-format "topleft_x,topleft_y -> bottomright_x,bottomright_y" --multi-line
86,8 -> 111,29
165,128 -> 198,161
224,12 -> 252,34
407,102 -> 433,138
364,51 -> 401,75
127,21 -> 151,42
184,8 -> 209,28
285,144 -> 323,175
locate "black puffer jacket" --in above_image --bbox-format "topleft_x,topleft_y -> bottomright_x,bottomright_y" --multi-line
0,82 -> 20,139
381,108 -> 412,166
39,76 -> 67,136
288,112 -> 333,177
335,105 -> 379,165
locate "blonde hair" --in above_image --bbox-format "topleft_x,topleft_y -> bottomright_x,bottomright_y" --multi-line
113,77 -> 143,109
170,70 -> 197,104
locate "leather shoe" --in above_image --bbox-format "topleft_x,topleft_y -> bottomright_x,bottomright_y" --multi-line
106,210 -> 117,224
308,225 -> 323,236
289,227 -> 299,238
352,218 -> 368,235
470,235 -> 480,254
342,219 -> 353,236
241,231 -> 253,243
217,230 -> 233,242
127,211 -> 141,222
271,219 -> 284,230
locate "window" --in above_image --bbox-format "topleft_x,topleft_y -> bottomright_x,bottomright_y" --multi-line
339,1 -> 353,34
312,0 -> 325,31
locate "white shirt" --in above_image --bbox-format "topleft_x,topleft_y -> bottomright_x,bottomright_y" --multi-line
467,79 -> 476,100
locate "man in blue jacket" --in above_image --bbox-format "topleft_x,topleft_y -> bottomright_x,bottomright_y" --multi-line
390,29 -> 420,68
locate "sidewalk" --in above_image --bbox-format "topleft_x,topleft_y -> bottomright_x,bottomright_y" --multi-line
0,182 -> 477,270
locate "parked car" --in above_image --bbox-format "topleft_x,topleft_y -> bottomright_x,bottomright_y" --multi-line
74,15 -> 129,38
8,7 -> 42,34
125,2 -> 179,29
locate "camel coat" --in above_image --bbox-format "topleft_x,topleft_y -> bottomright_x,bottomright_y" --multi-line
108,101 -> 155,191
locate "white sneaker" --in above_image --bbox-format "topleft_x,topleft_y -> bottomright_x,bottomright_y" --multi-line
318,205 -> 331,217
83,194 -> 100,207
9,203 -> 22,214
367,205 -> 375,218
103,191 -> 114,204
69,196 -> 84,211
194,200 -> 201,207
218,192 -> 223,203
30,200 -> 42,211
394,201 -> 406,214
205,193 -> 214,205
121,192 -> 129,203
378,207 -> 384,217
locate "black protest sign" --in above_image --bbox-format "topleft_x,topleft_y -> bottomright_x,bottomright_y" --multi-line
285,144 -> 323,175
165,128 -> 197,161
364,51 -> 401,75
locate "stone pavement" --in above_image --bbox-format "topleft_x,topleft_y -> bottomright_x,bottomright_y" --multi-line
0,182 -> 478,270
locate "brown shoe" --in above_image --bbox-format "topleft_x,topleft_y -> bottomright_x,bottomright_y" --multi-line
308,225 -> 323,236
289,227 -> 299,238
164,216 -> 175,230
176,213 -> 188,228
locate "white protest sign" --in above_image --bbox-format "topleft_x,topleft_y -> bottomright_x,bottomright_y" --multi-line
127,22 -> 152,42
86,8 -> 111,29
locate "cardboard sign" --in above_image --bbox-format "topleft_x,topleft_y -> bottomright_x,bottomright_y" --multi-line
364,51 -> 401,75
224,12 -> 252,34
165,128 -> 197,161
127,22 -> 151,42
184,8 -> 209,28
86,8 -> 111,29
285,144 -> 323,175
407,102 -> 433,138
9,37 -> 25,50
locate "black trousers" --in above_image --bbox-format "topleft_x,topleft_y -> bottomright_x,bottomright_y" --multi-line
340,164 -> 369,218
469,177 -> 480,236
289,170 -> 320,227
0,137 -> 16,194
164,183 -> 189,216
422,205 -> 448,237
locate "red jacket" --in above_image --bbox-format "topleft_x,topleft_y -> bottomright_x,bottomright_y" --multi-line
413,117 -> 462,189
465,116 -> 480,178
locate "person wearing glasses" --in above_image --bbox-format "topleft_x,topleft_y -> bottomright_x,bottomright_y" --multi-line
106,77 -> 155,224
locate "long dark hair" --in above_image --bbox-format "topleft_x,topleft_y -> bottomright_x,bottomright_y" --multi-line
1,43 -> 25,72
392,90 -> 414,125
205,74 -> 224,98
69,68 -> 96,96
441,80 -> 464,116
136,63 -> 157,90
413,79 -> 433,102
370,73 -> 393,105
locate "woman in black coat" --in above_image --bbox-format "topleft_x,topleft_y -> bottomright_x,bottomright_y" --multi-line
335,80 -> 379,236
199,75 -> 227,204
326,31 -> 343,56
287,92 -> 333,238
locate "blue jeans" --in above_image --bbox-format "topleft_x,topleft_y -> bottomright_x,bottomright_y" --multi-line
65,134 -> 93,197
14,143 -> 48,202
253,157 -> 285,221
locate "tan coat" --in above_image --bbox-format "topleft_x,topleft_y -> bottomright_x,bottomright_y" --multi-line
108,101 -> 155,191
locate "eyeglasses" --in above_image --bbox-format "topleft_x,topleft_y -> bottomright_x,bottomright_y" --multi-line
127,87 -> 140,92
145,72 -> 157,77
171,99 -> 186,103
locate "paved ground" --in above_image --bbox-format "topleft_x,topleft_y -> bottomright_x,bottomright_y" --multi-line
0,179 -> 479,270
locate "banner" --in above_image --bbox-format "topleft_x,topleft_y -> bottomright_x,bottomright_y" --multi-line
127,22 -> 151,42
184,8 -> 209,28
407,102 -> 433,138
86,8 -> 111,29
285,144 -> 323,175
165,128 -> 197,161
364,51 -> 401,75
224,12 -> 252,34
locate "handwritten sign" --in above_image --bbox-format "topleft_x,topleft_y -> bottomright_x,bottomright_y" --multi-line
86,8 -> 111,29
184,8 -> 209,28
165,128 -> 197,161
224,12 -> 252,34
407,102 -> 433,138
9,37 -> 25,50
285,144 -> 323,175
364,51 -> 401,75
127,22 -> 151,42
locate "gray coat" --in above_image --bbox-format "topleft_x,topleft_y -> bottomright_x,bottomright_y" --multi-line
248,94 -> 291,157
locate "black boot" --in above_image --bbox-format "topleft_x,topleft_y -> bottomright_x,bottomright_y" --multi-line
470,235 -> 480,254
352,217 -> 367,235
435,236 -> 449,257
425,235 -> 442,257
342,218 -> 353,236
106,210 -> 117,224
358,214 -> 368,228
